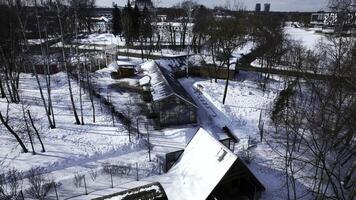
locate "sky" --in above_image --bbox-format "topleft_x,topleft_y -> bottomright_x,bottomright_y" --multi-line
96,0 -> 330,12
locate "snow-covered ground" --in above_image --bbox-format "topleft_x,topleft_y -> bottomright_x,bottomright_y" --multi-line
179,72 -> 311,199
190,40 -> 255,68
284,26 -> 326,50
0,72 -> 141,174
0,67 -> 195,199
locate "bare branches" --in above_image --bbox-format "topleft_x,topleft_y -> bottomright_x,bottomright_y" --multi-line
26,167 -> 54,200
0,111 -> 28,153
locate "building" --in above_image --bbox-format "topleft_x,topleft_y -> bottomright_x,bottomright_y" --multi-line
159,128 -> 265,200
142,61 -> 198,127
132,0 -> 153,10
264,3 -> 270,12
91,16 -> 110,33
311,11 -> 356,29
255,3 -> 261,12
92,182 -> 168,200
109,60 -> 138,79
311,12 -> 326,27
157,14 -> 167,22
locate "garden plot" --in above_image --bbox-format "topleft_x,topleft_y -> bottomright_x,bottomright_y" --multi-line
0,72 -> 143,174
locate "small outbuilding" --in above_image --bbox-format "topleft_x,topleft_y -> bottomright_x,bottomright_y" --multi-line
109,61 -> 137,79
144,61 -> 198,127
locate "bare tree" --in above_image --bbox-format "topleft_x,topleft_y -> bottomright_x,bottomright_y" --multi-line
26,167 -> 54,200
55,0 -> 81,125
27,110 -> 45,152
0,111 -> 28,153
207,17 -> 247,104
0,168 -> 23,199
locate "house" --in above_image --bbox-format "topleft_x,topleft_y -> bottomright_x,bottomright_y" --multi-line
91,16 -> 110,33
159,128 -> 265,200
142,61 -> 198,126
92,182 -> 168,200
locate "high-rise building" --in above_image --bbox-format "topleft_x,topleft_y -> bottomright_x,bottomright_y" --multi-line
264,3 -> 271,12
255,3 -> 261,12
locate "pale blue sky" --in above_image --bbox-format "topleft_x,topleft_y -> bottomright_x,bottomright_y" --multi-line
97,0 -> 329,12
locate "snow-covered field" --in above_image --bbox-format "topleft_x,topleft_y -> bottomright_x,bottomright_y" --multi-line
0,72 -> 143,174
284,26 -> 326,50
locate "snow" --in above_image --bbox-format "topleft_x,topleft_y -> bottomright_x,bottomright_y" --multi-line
0,72 -> 141,174
77,33 -> 125,46
103,185 -> 162,200
139,76 -> 151,86
180,77 -> 279,143
157,128 -> 237,200
284,26 -> 326,50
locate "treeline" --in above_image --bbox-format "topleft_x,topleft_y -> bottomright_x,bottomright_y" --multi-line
112,1 -> 152,55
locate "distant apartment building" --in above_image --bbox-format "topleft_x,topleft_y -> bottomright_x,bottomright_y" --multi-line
264,3 -> 271,12
310,11 -> 356,29
255,3 -> 261,12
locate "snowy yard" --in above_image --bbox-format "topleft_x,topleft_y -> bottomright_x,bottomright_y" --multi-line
0,72 -> 143,174
180,73 -> 311,200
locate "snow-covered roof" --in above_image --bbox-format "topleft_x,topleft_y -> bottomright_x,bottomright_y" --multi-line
139,76 -> 151,86
161,128 -> 238,200
93,182 -> 167,200
143,61 -> 197,107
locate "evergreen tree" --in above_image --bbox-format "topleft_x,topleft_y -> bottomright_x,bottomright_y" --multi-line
132,4 -> 141,41
112,4 -> 122,37
122,0 -> 133,45
141,6 -> 152,39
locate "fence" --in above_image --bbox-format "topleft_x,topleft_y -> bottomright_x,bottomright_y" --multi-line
1,158 -> 164,200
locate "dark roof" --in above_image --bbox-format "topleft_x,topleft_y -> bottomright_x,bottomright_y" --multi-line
155,62 -> 198,108
92,182 -> 168,200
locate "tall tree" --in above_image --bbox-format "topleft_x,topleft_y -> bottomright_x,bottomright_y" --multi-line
208,17 -> 247,104
132,4 -> 141,41
55,0 -> 81,125
69,0 -> 96,33
112,4 -> 122,37
122,1 -> 133,45
193,5 -> 214,53
139,6 -> 152,60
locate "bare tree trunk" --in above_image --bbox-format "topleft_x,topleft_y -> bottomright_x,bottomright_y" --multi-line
0,78 -> 6,98
85,62 -> 95,123
16,1 -> 55,129
0,111 -> 28,153
43,21 -> 56,128
22,105 -> 36,155
55,2 -> 81,125
222,59 -> 230,104
79,67 -> 84,125
27,110 -> 45,152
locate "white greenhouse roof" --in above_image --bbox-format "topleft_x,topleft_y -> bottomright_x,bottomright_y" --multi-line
143,61 -> 197,107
